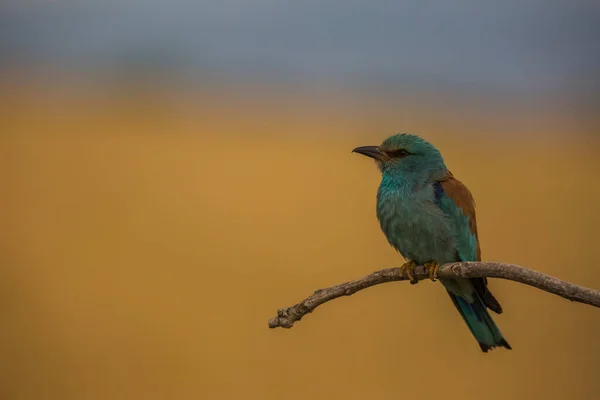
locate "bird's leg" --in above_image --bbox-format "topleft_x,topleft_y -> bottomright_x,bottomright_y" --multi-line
424,262 -> 440,282
400,260 -> 418,284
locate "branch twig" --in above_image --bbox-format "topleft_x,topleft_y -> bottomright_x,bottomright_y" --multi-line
268,262 -> 600,329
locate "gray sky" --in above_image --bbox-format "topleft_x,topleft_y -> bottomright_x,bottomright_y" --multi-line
1,1 -> 599,94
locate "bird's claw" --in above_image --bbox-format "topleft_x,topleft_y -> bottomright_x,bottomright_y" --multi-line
400,261 -> 418,284
424,262 -> 440,282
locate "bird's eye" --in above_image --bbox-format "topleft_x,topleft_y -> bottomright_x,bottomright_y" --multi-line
386,149 -> 411,158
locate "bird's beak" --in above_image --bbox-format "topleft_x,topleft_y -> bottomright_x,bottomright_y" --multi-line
352,145 -> 384,161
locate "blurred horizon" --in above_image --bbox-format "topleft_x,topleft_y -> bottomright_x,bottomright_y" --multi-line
2,2 -> 600,99
3,1 -> 599,138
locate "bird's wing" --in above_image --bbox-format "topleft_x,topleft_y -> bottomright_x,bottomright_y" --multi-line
436,172 -> 503,314
436,172 -> 480,260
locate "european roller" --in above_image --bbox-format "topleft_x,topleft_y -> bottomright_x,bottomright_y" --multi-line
353,133 -> 511,352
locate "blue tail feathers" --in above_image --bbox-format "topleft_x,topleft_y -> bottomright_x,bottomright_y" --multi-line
447,291 -> 511,352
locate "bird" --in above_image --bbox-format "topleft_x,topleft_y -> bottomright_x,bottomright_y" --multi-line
352,133 -> 511,352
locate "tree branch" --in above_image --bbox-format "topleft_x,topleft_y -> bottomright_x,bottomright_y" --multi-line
268,261 -> 600,329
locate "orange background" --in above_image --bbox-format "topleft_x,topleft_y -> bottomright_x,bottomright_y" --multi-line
2,81 -> 599,399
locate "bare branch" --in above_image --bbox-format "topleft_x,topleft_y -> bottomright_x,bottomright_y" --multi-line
268,262 -> 600,329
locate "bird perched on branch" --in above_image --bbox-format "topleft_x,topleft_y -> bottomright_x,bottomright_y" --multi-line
353,133 -> 510,352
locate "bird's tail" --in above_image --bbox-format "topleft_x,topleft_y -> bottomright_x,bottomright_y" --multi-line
447,290 -> 511,352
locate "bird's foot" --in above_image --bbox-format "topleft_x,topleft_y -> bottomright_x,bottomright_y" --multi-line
400,261 -> 418,284
424,262 -> 440,282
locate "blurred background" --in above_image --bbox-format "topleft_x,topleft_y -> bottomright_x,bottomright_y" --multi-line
2,1 -> 600,399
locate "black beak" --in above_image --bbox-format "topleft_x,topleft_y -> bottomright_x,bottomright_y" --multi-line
352,145 -> 384,161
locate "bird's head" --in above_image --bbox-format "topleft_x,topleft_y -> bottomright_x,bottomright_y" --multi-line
352,133 -> 447,179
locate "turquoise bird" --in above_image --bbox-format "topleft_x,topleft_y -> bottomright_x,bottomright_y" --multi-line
353,133 -> 511,352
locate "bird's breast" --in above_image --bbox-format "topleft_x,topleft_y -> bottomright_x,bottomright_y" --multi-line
376,185 -> 457,264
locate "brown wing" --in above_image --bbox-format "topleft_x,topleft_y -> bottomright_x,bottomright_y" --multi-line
439,172 -> 503,314
439,172 -> 481,260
